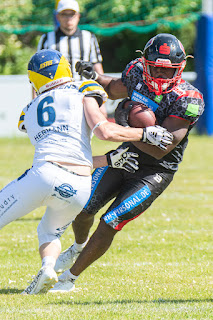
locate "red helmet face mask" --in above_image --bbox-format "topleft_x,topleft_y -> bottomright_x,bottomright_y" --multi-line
141,34 -> 187,95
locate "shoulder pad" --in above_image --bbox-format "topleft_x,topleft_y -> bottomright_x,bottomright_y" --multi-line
79,80 -> 108,104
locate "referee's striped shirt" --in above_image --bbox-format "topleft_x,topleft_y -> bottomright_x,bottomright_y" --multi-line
37,28 -> 103,80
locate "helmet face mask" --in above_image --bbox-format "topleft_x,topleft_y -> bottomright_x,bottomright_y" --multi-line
141,33 -> 187,95
28,49 -> 72,94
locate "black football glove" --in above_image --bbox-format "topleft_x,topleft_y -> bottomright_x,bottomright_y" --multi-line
106,147 -> 139,173
75,61 -> 98,80
141,125 -> 173,150
114,98 -> 133,127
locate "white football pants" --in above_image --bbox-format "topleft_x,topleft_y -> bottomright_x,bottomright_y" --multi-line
0,161 -> 91,250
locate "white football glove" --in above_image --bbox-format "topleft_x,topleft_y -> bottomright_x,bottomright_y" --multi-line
142,125 -> 173,150
106,147 -> 139,173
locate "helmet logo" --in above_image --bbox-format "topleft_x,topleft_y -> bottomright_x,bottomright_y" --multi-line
40,60 -> 53,69
159,43 -> 170,55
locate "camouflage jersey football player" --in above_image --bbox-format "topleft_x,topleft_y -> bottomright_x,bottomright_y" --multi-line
50,33 -> 205,293
119,56 -> 204,172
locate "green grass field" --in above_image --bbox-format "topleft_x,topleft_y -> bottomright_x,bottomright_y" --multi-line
0,135 -> 212,320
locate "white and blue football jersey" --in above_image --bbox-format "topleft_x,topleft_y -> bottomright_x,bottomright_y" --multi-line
18,80 -> 108,167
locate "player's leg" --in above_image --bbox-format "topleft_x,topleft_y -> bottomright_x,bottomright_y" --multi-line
50,168 -> 174,292
72,210 -> 94,247
50,219 -> 118,293
54,166 -> 123,273
22,169 -> 92,294
0,167 -> 51,230
71,219 -> 117,275
0,162 -> 64,294
53,211 -> 95,273
73,165 -> 123,242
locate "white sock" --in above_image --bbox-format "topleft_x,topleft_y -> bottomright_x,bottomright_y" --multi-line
42,256 -> 56,269
73,238 -> 89,252
59,269 -> 79,281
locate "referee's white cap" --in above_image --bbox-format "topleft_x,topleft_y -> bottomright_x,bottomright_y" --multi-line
57,0 -> 80,13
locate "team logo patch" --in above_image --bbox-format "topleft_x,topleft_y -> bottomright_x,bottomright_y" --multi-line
154,174 -> 162,183
154,95 -> 163,103
55,183 -> 77,198
136,83 -> 142,90
185,104 -> 199,117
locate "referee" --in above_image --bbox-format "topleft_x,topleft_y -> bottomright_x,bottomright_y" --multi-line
37,0 -> 104,80
35,0 -> 106,115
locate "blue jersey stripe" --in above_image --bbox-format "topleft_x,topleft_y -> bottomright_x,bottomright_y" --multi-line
84,166 -> 108,208
79,82 -> 103,93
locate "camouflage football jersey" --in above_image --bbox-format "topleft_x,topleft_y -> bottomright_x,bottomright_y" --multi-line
121,58 -> 205,172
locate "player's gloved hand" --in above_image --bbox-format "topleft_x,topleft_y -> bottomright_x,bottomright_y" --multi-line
75,61 -> 98,80
106,147 -> 139,173
141,125 -> 173,150
114,98 -> 132,127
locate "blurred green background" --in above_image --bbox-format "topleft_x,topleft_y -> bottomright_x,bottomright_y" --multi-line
0,0 -> 202,74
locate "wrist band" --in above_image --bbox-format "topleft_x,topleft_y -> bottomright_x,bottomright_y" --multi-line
92,120 -> 107,133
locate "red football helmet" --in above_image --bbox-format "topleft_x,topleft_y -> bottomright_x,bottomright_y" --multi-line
141,33 -> 187,95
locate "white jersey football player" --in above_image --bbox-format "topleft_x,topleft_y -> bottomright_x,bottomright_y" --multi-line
0,49 -> 173,295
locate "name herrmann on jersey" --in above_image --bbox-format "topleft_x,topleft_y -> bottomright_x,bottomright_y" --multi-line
34,125 -> 69,142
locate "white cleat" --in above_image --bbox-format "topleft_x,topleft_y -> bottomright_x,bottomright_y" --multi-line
49,273 -> 75,293
54,245 -> 80,273
22,266 -> 58,295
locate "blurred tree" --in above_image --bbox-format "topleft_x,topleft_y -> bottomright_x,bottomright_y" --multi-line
100,25 -> 196,73
81,0 -> 200,24
0,0 -> 201,74
0,33 -> 39,74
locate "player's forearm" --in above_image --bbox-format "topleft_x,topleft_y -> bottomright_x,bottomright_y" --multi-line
132,141 -> 168,159
95,74 -> 114,90
96,75 -> 126,100
93,63 -> 104,75
94,122 -> 143,142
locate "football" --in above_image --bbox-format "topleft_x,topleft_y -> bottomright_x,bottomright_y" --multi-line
124,100 -> 156,128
